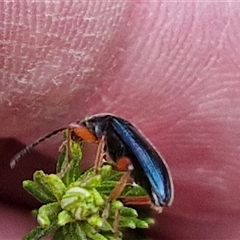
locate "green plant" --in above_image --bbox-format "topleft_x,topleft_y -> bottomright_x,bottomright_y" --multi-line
23,135 -> 154,240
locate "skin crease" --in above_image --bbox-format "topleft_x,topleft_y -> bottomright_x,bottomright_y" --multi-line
1,1 -> 240,239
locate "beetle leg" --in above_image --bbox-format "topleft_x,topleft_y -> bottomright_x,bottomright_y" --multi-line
110,171 -> 131,202
108,157 -> 133,201
111,156 -> 163,213
102,170 -> 131,219
120,196 -> 152,206
68,123 -> 106,173
102,157 -> 133,219
94,135 -> 106,174
57,128 -> 74,177
67,128 -> 73,161
121,196 -> 163,213
150,203 -> 163,213
113,208 -> 121,236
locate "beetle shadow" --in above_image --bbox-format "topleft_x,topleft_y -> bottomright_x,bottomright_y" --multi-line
0,138 -> 56,210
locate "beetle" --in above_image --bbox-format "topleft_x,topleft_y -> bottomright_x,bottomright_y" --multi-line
10,114 -> 174,212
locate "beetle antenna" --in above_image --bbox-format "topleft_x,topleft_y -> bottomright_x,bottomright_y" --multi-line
10,127 -> 67,169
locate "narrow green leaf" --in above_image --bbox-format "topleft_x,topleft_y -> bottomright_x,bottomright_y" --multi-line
144,218 -> 155,225
100,221 -> 114,232
75,168 -> 95,184
61,187 -> 91,210
91,233 -> 108,240
100,166 -> 122,181
45,174 -> 66,200
52,228 -> 65,240
91,188 -> 104,206
105,236 -> 122,240
61,223 -> 87,240
23,220 -> 58,240
57,210 -> 73,226
37,202 -> 61,227
56,130 -> 70,173
70,222 -> 87,240
23,180 -> 53,203
121,207 -> 138,218
119,218 -> 136,229
60,140 -> 82,186
96,181 -> 119,194
110,200 -> 123,210
79,175 -> 102,189
81,223 -> 95,238
33,171 -> 56,201
121,184 -> 147,197
87,214 -> 104,228
135,219 -> 149,228
56,143 -> 68,174
61,223 -> 72,240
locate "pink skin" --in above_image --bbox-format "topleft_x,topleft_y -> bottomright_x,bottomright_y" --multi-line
1,1 -> 240,239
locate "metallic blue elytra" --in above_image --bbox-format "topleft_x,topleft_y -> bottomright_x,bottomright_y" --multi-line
79,114 -> 174,208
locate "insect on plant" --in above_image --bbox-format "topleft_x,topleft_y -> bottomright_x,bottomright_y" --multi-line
11,113 -> 174,212
10,114 -> 174,239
